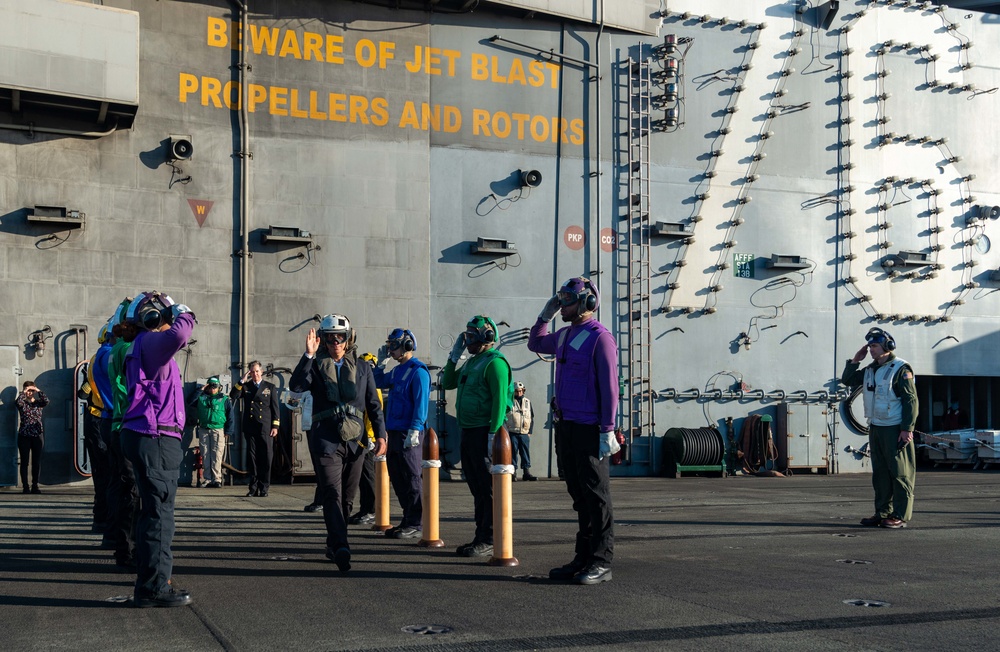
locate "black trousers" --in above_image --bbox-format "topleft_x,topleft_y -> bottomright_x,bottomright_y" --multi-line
357,448 -> 375,515
556,421 -> 615,566
387,431 -> 423,528
17,436 -> 43,488
459,426 -> 493,545
122,431 -> 182,598
245,429 -> 273,493
319,444 -> 375,515
106,423 -> 139,562
315,441 -> 365,551
84,413 -> 111,528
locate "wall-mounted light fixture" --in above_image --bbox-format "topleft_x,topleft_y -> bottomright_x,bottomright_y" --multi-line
262,225 -> 313,245
28,325 -> 53,357
27,205 -> 85,229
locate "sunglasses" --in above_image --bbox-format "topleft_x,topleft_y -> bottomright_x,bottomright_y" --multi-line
322,332 -> 348,344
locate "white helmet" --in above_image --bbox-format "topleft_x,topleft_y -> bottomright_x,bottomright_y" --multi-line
318,313 -> 354,346
319,313 -> 351,334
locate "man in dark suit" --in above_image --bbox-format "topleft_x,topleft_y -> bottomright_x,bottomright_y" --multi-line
231,361 -> 280,497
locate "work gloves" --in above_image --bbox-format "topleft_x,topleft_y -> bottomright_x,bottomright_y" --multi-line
376,345 -> 390,368
171,304 -> 197,324
405,429 -> 421,449
539,294 -> 560,322
598,430 -> 621,461
449,332 -> 467,364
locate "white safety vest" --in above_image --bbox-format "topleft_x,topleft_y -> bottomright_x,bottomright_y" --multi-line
507,396 -> 532,434
861,357 -> 908,426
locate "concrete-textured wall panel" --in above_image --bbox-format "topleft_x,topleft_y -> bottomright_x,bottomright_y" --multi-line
395,211 -> 431,245
55,250 -> 116,288
320,235 -> 366,269
316,175 -> 368,210
363,237 -> 405,269
96,154 -> 140,190
183,289 -> 234,326
29,282 -> 89,322
90,216 -> 139,255
112,253 -> 163,289
6,247 -> 50,283
84,284 -> 129,323
0,280 -> 31,337
108,188 -> 163,223
183,224 -> 236,261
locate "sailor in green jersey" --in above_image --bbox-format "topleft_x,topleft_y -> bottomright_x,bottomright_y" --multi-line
441,315 -> 512,559
105,299 -> 140,569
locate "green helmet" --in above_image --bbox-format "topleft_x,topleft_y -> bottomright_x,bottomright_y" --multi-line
465,315 -> 498,345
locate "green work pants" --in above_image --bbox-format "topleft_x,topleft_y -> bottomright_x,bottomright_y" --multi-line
868,423 -> 916,522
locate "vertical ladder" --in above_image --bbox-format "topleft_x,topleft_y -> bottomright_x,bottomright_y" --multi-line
621,56 -> 654,462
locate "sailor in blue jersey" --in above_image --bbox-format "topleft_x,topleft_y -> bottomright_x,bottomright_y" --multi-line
373,328 -> 431,539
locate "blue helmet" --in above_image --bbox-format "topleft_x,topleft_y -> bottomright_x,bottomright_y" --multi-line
387,328 -> 417,352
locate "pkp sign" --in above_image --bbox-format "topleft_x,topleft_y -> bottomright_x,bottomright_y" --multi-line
563,226 -> 585,250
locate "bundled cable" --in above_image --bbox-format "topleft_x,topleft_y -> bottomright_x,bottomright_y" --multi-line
738,414 -> 784,477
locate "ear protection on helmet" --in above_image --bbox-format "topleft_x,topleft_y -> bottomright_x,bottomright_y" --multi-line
387,328 -> 417,352
559,277 -> 600,313
866,327 -> 896,351
127,292 -> 175,331
466,315 -> 498,344
581,278 -> 598,312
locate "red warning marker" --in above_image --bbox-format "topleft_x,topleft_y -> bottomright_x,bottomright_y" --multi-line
188,199 -> 214,227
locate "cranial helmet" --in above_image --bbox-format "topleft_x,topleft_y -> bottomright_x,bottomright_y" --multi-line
387,327 -> 417,352
126,292 -> 176,331
515,381 -> 525,390
558,277 -> 600,313
97,323 -> 109,344
112,297 -> 132,326
865,327 -> 896,351
319,313 -> 355,345
465,315 -> 498,345
360,352 -> 378,365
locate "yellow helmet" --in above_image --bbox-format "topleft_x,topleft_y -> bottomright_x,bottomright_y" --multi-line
361,352 -> 377,365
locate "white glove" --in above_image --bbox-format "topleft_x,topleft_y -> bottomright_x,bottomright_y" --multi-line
376,345 -> 390,368
598,430 -> 621,461
171,304 -> 197,324
487,431 -> 495,463
449,332 -> 467,364
367,439 -> 375,452
404,429 -> 421,449
539,294 -> 561,322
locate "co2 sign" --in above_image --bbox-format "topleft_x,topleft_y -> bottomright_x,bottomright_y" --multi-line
600,228 -> 616,253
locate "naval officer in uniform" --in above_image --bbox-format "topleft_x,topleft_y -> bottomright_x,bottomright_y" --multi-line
231,361 -> 280,497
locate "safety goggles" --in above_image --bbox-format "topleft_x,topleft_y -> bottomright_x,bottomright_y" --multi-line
322,332 -> 348,345
465,328 -> 490,345
387,338 -> 405,351
865,328 -> 888,347
557,291 -> 582,307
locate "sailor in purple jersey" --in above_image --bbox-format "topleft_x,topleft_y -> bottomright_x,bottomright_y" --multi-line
527,276 -> 619,586
120,291 -> 196,608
